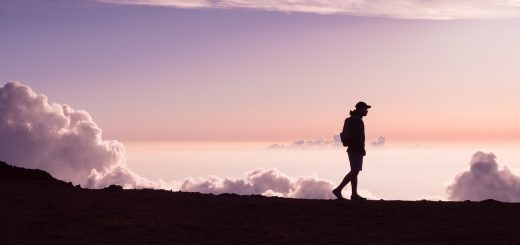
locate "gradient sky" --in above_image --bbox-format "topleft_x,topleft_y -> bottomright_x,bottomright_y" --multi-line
2,0 -> 520,143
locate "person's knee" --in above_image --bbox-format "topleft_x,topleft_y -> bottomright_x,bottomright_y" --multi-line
348,170 -> 360,176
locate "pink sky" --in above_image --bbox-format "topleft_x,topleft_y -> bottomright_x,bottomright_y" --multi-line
2,1 -> 520,200
1,0 -> 520,143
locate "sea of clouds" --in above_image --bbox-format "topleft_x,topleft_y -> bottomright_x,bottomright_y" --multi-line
2,81 -> 520,202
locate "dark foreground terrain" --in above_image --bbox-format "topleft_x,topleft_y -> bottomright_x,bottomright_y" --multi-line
1,161 -> 520,244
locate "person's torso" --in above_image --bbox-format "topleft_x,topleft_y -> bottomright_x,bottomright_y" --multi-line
346,114 -> 365,152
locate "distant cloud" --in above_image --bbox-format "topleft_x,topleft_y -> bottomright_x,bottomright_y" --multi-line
446,151 -> 520,202
0,82 -> 161,189
268,136 -> 340,149
98,0 -> 520,20
268,135 -> 385,149
370,136 -> 385,147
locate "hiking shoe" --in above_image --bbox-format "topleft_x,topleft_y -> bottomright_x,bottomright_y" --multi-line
332,189 -> 345,200
351,194 -> 367,201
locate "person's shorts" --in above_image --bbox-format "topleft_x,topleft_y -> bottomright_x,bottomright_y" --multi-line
348,152 -> 364,171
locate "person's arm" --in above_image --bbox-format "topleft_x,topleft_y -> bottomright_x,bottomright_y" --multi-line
349,118 -> 364,152
342,118 -> 350,133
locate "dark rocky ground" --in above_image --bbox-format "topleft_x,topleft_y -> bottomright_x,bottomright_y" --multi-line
2,161 -> 520,244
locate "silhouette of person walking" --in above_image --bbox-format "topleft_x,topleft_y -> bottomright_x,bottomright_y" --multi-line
333,101 -> 371,201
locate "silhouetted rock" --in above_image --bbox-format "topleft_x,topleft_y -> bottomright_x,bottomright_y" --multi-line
0,161 -> 71,188
103,184 -> 123,191
1,161 -> 520,244
480,199 -> 502,203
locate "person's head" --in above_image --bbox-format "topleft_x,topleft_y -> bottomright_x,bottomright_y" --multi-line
355,101 -> 371,116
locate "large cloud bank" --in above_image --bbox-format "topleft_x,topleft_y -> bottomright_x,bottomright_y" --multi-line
0,82 -> 158,189
181,168 -> 335,199
98,0 -> 520,20
447,151 -> 520,202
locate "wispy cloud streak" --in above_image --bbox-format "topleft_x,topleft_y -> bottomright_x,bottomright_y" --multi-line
97,0 -> 520,19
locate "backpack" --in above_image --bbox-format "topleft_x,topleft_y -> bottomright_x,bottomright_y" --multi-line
340,118 -> 351,147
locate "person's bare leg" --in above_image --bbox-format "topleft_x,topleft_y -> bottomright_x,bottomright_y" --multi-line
351,170 -> 359,196
333,171 -> 354,199
350,170 -> 366,200
336,171 -> 354,191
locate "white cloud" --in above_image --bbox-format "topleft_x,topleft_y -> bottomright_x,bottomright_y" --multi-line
98,0 -> 520,19
446,151 -> 520,202
0,81 -> 165,189
181,168 -> 336,199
